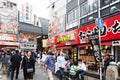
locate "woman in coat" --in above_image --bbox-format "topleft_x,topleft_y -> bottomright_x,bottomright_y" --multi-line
22,51 -> 35,80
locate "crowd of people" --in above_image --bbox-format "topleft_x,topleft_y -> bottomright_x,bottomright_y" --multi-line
0,49 -> 116,80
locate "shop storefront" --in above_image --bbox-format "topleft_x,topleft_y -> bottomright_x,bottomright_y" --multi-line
0,33 -> 19,50
19,32 -> 37,50
51,14 -> 120,66
54,29 -> 80,63
77,14 -> 120,64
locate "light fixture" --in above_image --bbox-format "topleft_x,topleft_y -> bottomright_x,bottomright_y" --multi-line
90,46 -> 93,50
104,45 -> 108,49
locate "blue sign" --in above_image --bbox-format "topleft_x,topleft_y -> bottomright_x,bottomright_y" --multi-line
98,18 -> 104,29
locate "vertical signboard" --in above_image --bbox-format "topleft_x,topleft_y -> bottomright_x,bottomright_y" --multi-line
87,27 -> 102,64
73,47 -> 78,65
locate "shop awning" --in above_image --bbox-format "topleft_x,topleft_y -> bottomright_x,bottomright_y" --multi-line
101,41 -> 112,45
77,41 -> 112,48
0,41 -> 19,46
56,46 -> 72,49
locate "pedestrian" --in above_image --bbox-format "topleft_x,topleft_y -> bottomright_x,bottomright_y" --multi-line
41,52 -> 47,72
31,51 -> 37,74
45,51 -> 55,80
103,55 -> 112,80
76,59 -> 86,80
22,51 -> 35,80
56,51 -> 66,80
37,52 -> 41,67
1,53 -> 10,74
10,50 -> 22,80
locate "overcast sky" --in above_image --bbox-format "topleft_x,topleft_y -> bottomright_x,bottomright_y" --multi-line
30,0 -> 50,19
17,0 -> 50,19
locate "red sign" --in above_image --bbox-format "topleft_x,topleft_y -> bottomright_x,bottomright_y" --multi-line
55,29 -> 79,47
78,14 -> 120,43
0,33 -> 17,41
0,41 -> 19,46
54,14 -> 120,47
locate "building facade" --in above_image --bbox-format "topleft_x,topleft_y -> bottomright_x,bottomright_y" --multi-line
0,0 -> 19,49
48,0 -> 66,49
49,0 -> 120,66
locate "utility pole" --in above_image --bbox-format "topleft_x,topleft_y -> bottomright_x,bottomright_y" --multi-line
98,0 -> 103,80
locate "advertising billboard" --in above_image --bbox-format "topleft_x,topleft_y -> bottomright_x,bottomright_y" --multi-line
0,0 -> 18,34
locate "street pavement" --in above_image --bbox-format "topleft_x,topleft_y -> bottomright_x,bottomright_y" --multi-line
0,64 -> 99,80
0,64 -> 58,80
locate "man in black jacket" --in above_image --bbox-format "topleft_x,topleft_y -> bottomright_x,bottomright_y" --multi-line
10,50 -> 22,80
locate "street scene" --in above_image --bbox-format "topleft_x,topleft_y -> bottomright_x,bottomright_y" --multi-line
0,0 -> 120,80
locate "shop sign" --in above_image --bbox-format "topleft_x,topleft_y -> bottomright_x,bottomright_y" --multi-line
73,48 -> 78,64
0,33 -> 17,41
78,14 -> 120,43
57,33 -> 75,43
112,40 -> 120,46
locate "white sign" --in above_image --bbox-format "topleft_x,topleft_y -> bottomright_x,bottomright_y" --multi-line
112,40 -> 120,46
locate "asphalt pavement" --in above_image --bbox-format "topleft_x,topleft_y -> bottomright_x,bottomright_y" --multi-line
0,64 -> 99,80
0,64 -> 58,80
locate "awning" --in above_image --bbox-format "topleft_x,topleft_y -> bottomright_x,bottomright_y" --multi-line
77,44 -> 91,48
0,41 -> 19,46
77,41 -> 112,48
56,46 -> 72,49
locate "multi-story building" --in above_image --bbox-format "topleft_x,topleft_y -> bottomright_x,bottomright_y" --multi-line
0,0 -> 19,49
49,0 -> 120,65
48,0 -> 66,49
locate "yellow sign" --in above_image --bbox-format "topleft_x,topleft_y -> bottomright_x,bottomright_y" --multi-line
57,33 -> 75,43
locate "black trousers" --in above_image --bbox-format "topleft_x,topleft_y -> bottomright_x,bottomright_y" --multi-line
11,66 -> 20,80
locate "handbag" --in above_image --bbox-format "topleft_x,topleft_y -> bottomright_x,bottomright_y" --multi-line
27,68 -> 33,73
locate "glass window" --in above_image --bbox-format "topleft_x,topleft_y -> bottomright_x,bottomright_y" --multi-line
88,0 -> 98,13
80,2 -> 88,16
74,7 -> 79,19
67,10 -> 73,23
67,0 -> 71,3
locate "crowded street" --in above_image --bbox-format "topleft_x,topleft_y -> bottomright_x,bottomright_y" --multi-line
0,0 -> 120,80
0,64 -> 58,80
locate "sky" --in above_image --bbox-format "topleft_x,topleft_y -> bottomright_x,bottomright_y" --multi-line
17,0 -> 50,19
30,0 -> 50,19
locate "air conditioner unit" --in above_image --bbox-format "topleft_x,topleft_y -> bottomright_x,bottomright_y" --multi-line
110,6 -> 117,12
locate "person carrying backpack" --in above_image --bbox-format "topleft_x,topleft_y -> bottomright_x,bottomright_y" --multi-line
10,50 -> 22,80
45,51 -> 55,80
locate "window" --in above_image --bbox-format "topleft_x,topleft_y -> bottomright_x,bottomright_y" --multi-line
80,2 -> 88,16
101,0 -> 110,7
67,7 -> 79,24
67,10 -> 73,23
88,0 -> 98,13
74,7 -> 79,19
67,0 -> 71,3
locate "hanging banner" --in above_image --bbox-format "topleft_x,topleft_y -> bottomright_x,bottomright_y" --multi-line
73,48 -> 78,65
87,27 -> 102,64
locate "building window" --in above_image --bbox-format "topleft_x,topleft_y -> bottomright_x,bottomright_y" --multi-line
67,7 -> 79,24
101,0 -> 110,7
74,7 -> 79,19
88,0 -> 98,13
80,2 -> 88,17
67,0 -> 72,3
67,10 -> 73,23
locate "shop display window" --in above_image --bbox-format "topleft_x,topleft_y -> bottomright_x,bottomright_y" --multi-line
102,45 -> 111,55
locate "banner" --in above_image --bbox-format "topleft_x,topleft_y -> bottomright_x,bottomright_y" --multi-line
73,48 -> 78,65
87,27 -> 102,64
